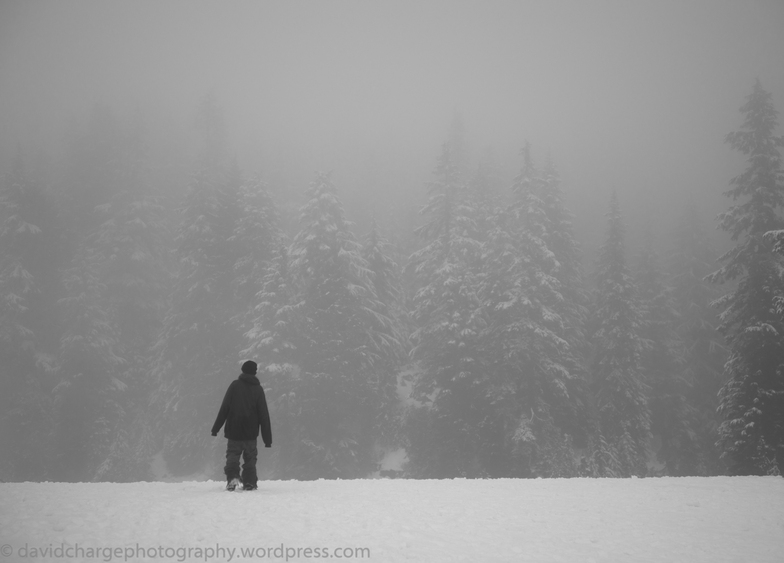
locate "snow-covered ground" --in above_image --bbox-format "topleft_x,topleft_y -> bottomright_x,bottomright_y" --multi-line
2,477 -> 783,562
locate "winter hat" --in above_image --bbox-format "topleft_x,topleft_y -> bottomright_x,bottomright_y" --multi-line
241,360 -> 258,375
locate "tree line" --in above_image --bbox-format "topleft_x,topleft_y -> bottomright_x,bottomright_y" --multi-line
1,82 -> 782,482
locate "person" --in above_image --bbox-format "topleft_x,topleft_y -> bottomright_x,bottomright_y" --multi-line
211,360 -> 272,491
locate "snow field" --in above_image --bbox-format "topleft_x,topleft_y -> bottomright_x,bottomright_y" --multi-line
1,476 -> 783,563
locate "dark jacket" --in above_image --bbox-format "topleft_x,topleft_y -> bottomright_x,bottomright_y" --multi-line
211,372 -> 272,446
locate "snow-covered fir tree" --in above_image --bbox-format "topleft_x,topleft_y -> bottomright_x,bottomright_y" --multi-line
280,172 -> 402,479
587,192 -> 650,477
242,242 -> 300,477
232,175 -> 284,333
532,156 -> 591,472
669,202 -> 727,475
87,189 -> 171,481
51,105 -> 125,482
234,178 -> 293,479
479,144 -> 584,478
148,162 -> 241,476
146,99 -> 246,477
361,218 -> 409,450
636,240 -> 707,476
0,151 -> 60,481
709,80 -> 784,475
54,111 -> 172,482
405,143 -> 488,478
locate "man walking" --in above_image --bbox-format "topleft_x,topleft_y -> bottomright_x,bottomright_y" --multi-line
211,360 -> 272,490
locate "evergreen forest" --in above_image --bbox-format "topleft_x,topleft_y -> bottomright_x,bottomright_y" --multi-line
1,81 -> 782,482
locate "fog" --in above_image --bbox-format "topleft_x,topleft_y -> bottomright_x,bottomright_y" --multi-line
1,0 -> 784,482
3,0 -> 783,246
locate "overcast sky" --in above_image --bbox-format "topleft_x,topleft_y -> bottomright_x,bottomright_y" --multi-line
1,0 -> 783,250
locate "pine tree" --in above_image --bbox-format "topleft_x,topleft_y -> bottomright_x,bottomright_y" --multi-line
669,202 -> 727,474
0,151 -> 60,481
361,218 -> 408,450
479,145 -> 583,478
588,192 -> 650,477
57,247 -> 126,481
242,243 -> 299,476
709,80 -> 784,475
51,106 -> 127,481
636,241 -> 705,476
405,143 -> 487,478
147,99 -> 245,477
232,175 -> 283,333
53,111 -> 172,481
234,179 -> 291,479
281,172 -> 401,478
149,162 -> 241,476
537,158 -> 591,443
88,186 -> 171,481
475,204 -> 524,476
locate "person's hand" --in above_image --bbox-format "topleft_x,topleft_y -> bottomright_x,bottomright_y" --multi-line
211,432 -> 217,437
265,444 -> 271,448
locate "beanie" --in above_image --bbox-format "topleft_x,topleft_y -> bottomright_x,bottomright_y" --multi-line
241,360 -> 258,375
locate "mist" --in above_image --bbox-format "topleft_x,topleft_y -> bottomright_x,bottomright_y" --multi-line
1,0 -> 783,482
3,0 -> 781,243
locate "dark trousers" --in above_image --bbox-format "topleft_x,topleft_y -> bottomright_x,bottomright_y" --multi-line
224,439 -> 258,485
